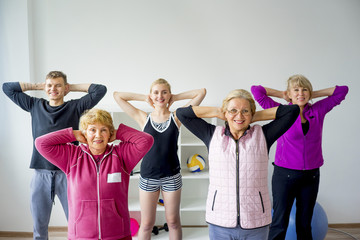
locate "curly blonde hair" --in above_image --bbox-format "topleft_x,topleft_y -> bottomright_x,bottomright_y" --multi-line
79,109 -> 115,135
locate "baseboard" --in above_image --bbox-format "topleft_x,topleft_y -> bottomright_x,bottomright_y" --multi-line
0,227 -> 67,237
180,225 -> 208,228
48,226 -> 68,232
0,232 -> 33,238
328,223 -> 360,228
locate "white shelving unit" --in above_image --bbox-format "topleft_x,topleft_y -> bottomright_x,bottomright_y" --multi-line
177,119 -> 210,227
110,111 -> 221,237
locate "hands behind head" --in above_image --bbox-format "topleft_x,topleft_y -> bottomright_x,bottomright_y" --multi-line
218,108 -> 226,121
64,84 -> 70,96
109,130 -> 117,142
73,129 -> 117,144
73,130 -> 87,144
167,94 -> 174,109
282,91 -> 291,102
146,94 -> 155,109
40,82 -> 46,90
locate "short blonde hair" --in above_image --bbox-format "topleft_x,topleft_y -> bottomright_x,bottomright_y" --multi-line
221,89 -> 256,115
150,78 -> 171,93
79,109 -> 115,135
287,74 -> 313,99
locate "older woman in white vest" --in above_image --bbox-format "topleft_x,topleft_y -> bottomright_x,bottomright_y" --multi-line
177,89 -> 299,240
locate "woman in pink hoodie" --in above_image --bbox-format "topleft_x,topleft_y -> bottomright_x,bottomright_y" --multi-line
35,108 -> 154,240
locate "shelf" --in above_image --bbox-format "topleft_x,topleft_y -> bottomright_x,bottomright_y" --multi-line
181,169 -> 209,179
181,198 -> 206,211
128,198 -> 166,212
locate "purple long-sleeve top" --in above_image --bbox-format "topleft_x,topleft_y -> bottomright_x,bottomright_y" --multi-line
251,85 -> 348,170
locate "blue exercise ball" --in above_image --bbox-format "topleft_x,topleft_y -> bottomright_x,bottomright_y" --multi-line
284,201 -> 328,240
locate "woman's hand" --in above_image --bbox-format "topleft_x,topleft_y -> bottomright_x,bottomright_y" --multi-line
109,130 -> 117,142
73,130 -> 87,144
146,94 -> 155,109
282,91 -> 291,102
167,94 -> 175,109
217,108 -> 226,121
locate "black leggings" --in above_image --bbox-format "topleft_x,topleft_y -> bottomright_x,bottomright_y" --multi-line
268,165 -> 320,240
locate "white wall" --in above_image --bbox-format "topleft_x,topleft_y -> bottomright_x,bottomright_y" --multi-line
0,0 -> 35,232
1,0 -> 359,231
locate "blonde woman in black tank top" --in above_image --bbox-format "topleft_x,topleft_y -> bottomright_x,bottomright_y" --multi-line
114,79 -> 206,240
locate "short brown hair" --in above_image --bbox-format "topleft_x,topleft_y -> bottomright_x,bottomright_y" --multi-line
46,71 -> 67,84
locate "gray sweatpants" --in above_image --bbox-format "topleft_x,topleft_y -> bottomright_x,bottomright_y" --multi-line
30,169 -> 68,240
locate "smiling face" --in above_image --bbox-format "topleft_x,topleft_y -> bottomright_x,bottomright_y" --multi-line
150,83 -> 171,107
287,84 -> 311,108
85,123 -> 111,155
225,98 -> 253,139
286,74 -> 313,109
45,77 -> 68,106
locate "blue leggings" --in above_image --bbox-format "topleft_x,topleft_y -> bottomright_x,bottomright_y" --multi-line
30,169 -> 68,240
269,165 -> 320,240
209,223 -> 269,240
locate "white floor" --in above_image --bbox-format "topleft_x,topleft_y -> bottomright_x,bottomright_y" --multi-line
132,227 -> 209,240
7,227 -> 209,240
8,227 -> 209,240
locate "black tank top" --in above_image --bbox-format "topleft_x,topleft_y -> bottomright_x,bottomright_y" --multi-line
141,113 -> 180,179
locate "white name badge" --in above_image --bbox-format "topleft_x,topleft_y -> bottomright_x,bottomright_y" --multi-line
107,172 -> 122,183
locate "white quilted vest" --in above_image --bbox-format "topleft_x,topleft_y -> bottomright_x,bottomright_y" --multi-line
206,125 -> 272,229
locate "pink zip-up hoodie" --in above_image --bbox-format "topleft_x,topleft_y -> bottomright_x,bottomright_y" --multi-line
35,124 -> 154,240
251,85 -> 348,170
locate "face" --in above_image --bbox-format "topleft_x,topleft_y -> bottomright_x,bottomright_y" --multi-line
85,123 -> 111,155
225,98 -> 252,139
150,84 -> 171,107
45,77 -> 68,102
287,84 -> 311,107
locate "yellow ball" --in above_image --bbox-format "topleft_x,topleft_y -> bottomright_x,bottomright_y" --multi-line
187,154 -> 205,172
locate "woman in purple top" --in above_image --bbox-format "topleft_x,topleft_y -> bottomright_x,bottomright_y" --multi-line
251,74 -> 349,240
